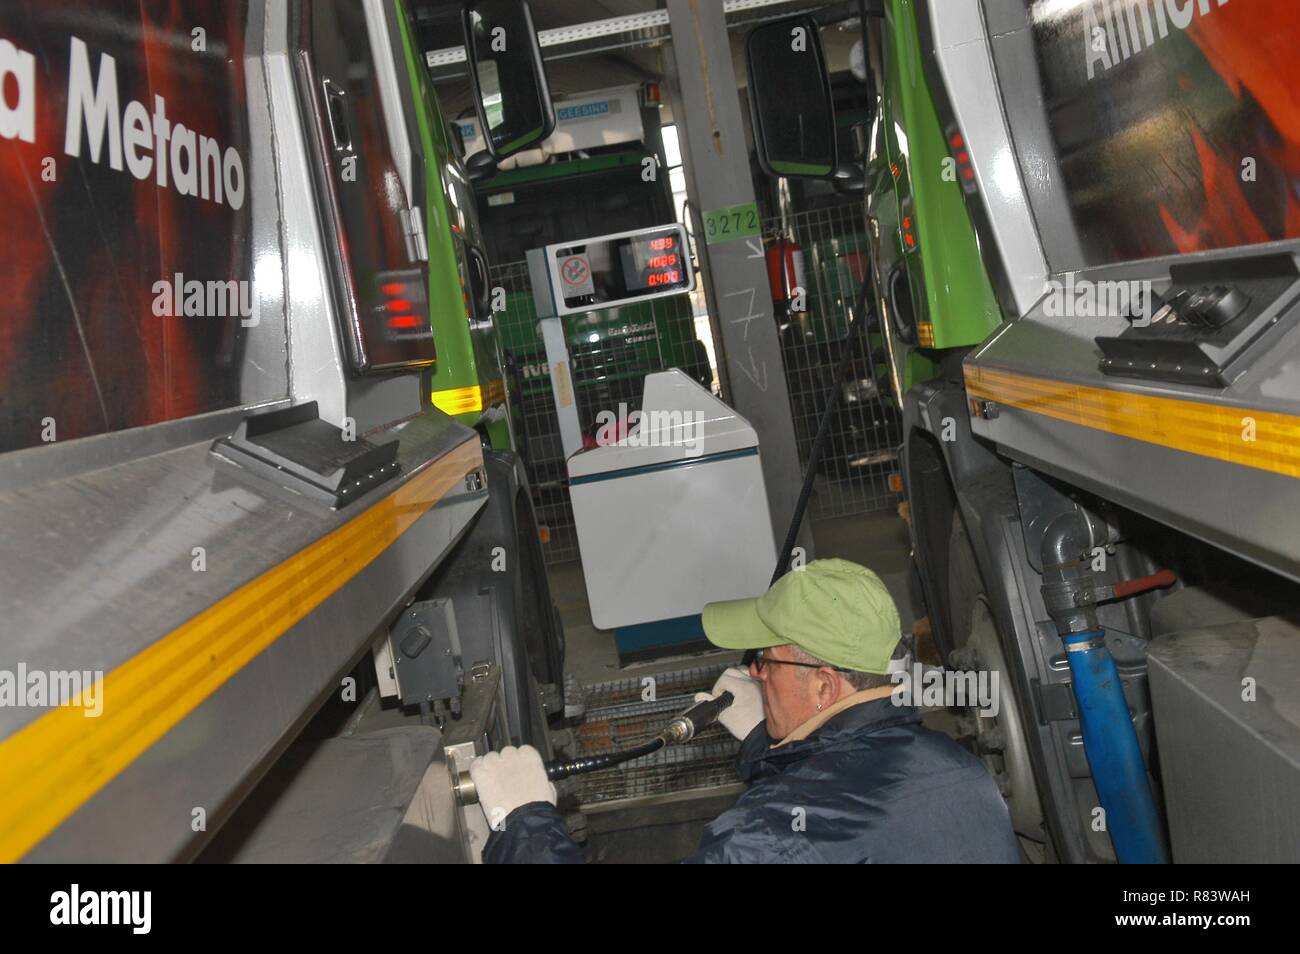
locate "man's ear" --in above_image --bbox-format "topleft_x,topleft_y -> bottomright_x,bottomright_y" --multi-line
814,668 -> 840,707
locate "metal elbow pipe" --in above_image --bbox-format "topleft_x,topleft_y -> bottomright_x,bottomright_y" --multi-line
1039,510 -> 1100,636
1040,511 -> 1093,578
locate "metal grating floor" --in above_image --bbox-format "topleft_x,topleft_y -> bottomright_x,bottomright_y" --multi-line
562,664 -> 743,808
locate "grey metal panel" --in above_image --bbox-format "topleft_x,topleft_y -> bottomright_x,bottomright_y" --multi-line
970,385 -> 1300,584
241,0 -> 293,409
263,0 -> 350,428
266,0 -> 426,432
2,408 -> 486,861
968,247 -> 1300,583
0,402 -> 286,496
0,411 -> 480,741
349,374 -> 427,435
205,725 -> 458,864
526,247 -> 556,317
1147,617 -> 1300,863
923,0 -> 1049,318
980,0 -> 1089,275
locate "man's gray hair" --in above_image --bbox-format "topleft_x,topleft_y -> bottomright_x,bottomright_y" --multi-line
789,639 -> 910,692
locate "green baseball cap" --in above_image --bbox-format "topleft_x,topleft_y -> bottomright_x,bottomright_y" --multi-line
702,559 -> 901,674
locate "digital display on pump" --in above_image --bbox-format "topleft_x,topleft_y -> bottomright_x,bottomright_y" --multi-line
548,224 -> 694,315
620,231 -> 687,292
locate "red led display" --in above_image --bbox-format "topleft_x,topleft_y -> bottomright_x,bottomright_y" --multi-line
558,226 -> 690,313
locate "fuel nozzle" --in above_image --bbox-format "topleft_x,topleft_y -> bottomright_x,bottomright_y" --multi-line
660,691 -> 734,744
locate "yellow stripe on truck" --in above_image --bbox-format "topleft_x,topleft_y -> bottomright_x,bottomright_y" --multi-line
964,366 -> 1300,479
0,437 -> 482,862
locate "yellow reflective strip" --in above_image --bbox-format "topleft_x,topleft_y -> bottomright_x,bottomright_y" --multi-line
965,367 -> 1300,479
483,378 -> 506,407
0,438 -> 482,862
431,384 -> 484,415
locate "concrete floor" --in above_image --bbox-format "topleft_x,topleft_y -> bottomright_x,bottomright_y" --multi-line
550,509 -> 914,685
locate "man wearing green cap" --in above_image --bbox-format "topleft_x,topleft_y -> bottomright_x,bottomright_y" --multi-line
471,559 -> 1020,863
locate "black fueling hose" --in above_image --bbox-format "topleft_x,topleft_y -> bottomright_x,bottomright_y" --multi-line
545,691 -> 734,780
544,738 -> 667,781
454,692 -> 735,803
770,269 -> 878,587
742,270 -> 879,671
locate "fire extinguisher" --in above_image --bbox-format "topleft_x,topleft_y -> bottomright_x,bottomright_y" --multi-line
766,234 -> 807,315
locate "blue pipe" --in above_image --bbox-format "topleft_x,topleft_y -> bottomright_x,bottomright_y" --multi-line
1062,630 -> 1168,864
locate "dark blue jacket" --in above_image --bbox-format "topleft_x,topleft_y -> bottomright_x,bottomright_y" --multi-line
483,698 -> 1020,863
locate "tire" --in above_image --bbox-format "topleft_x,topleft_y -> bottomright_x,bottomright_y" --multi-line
515,492 -> 564,687
946,512 -> 1047,857
944,511 -> 983,662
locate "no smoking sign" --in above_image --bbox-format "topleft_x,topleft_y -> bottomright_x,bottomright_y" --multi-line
558,254 -> 594,298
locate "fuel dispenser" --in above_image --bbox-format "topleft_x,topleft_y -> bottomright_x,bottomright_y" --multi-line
526,225 -> 776,660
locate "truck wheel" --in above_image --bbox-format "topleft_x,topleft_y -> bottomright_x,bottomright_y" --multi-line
947,513 -> 1047,858
516,492 -> 564,686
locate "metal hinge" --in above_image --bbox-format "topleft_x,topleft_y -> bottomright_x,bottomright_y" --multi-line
398,206 -> 428,263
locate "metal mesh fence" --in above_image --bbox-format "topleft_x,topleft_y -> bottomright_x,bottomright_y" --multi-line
491,261 -> 578,564
560,663 -> 741,807
490,259 -> 713,565
764,203 -> 902,519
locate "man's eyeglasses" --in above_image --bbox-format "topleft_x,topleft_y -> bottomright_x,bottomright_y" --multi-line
751,649 -> 853,674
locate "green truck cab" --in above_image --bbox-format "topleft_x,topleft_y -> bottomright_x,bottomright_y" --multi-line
401,3 -> 514,450
865,0 -> 1000,393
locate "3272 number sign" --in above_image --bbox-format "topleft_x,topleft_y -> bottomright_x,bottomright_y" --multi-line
702,202 -> 761,245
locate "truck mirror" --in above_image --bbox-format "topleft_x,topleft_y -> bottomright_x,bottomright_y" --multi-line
465,149 -> 498,182
462,0 -> 555,161
745,15 -> 837,179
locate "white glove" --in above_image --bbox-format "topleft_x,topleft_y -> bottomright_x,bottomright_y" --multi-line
694,666 -> 764,741
469,745 -> 557,831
